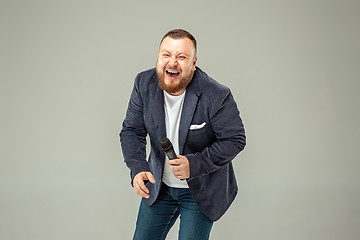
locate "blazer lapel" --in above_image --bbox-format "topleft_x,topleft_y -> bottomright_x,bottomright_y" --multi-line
149,76 -> 167,141
179,91 -> 199,154
178,70 -> 202,154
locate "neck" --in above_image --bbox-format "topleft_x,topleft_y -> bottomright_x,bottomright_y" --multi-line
166,88 -> 186,96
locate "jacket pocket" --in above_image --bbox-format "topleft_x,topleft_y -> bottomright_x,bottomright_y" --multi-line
190,122 -> 206,130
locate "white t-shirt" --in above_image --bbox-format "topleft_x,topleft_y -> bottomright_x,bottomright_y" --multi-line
162,90 -> 189,188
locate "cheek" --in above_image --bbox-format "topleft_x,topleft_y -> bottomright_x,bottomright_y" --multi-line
157,58 -> 167,68
181,63 -> 194,73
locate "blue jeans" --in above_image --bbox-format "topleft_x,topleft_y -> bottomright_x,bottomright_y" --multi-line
133,183 -> 213,240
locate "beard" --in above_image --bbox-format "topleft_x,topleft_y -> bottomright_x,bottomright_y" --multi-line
156,66 -> 194,95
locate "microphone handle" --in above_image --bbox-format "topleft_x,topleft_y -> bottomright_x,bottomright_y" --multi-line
165,150 -> 177,160
165,148 -> 184,181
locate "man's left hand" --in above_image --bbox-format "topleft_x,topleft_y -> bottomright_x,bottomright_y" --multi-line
167,155 -> 190,180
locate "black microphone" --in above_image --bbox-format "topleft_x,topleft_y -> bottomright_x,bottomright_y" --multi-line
160,138 -> 185,181
160,138 -> 177,160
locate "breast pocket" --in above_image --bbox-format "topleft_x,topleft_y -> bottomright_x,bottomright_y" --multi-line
190,122 -> 207,130
187,122 -> 215,149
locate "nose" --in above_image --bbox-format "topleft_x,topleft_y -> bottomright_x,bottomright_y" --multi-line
168,56 -> 178,67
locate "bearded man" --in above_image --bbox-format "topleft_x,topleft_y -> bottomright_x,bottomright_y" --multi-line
120,29 -> 246,240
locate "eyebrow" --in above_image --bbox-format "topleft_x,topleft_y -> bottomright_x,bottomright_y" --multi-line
160,50 -> 189,56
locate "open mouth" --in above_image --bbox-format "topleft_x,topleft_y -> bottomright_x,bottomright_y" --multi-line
166,70 -> 180,78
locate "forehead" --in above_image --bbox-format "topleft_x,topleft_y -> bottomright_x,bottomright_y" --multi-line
159,37 -> 195,55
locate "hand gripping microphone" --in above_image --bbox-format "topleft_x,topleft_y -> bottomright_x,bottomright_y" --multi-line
160,138 -> 185,181
160,138 -> 177,160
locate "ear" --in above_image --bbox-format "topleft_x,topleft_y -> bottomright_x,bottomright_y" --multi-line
193,56 -> 197,71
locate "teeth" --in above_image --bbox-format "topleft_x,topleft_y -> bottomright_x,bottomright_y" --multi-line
167,70 -> 179,74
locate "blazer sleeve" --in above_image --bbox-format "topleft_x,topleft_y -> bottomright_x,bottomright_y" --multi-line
120,74 -> 150,183
186,89 -> 246,180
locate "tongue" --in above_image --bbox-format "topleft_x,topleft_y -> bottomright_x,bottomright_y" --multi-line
169,72 -> 178,77
167,71 -> 179,78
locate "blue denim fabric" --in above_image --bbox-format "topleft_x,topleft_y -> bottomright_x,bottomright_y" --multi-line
133,183 -> 213,240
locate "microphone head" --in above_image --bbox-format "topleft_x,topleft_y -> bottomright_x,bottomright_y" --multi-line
160,138 -> 173,151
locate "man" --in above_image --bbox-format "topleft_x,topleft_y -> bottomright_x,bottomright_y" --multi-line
120,29 -> 246,240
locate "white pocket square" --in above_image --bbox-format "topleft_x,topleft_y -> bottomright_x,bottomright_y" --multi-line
190,122 -> 206,130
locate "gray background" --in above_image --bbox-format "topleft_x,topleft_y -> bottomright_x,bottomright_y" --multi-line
1,0 -> 359,239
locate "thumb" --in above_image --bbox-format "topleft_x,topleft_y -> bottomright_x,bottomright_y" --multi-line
146,172 -> 156,184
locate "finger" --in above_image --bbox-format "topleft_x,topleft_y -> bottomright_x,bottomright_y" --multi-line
174,173 -> 184,179
134,181 -> 150,198
167,159 -> 180,166
138,180 -> 150,194
134,176 -> 150,193
136,189 -> 149,198
146,172 -> 156,184
169,164 -> 177,172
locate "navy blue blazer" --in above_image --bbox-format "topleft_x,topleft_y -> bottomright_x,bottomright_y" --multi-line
120,67 -> 246,221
